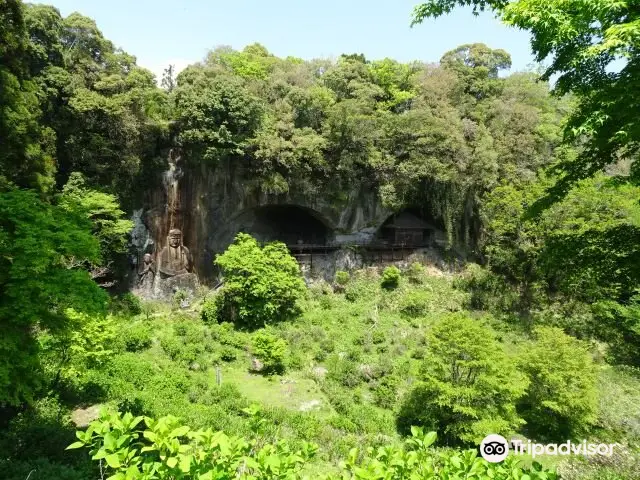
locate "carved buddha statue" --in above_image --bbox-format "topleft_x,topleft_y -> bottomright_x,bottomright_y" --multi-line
158,228 -> 192,278
137,253 -> 156,289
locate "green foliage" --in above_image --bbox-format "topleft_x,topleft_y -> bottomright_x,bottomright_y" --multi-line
174,69 -> 263,165
172,288 -> 189,308
398,289 -> 432,318
380,266 -> 401,290
594,366 -> 640,444
68,410 -> 317,479
334,270 -> 350,286
406,262 -> 426,284
0,187 -> 107,405
372,376 -> 400,409
219,346 -> 238,362
117,323 -> 153,353
518,326 -> 598,441
327,356 -> 362,388
480,174 -> 640,349
251,330 -> 288,375
20,4 -> 169,194
59,172 -> 134,264
398,313 -> 527,445
456,263 -> 520,312
214,233 -> 306,328
592,296 -> 640,366
71,414 -> 558,480
440,43 -> 511,100
113,293 -> 143,316
39,309 -> 116,391
0,0 -> 55,192
413,0 -> 640,205
201,294 -> 219,323
337,427 -> 556,480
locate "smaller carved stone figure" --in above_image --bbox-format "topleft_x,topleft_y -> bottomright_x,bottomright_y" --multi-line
158,228 -> 192,278
137,253 -> 155,290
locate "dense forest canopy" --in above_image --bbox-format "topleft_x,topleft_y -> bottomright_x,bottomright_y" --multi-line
1,0 -> 640,478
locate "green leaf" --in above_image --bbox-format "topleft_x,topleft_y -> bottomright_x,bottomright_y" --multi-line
105,453 -> 121,468
66,441 -> 85,450
423,431 -> 437,447
179,454 -> 192,473
166,456 -> 178,468
170,426 -> 190,438
92,448 -> 108,460
103,432 -> 116,451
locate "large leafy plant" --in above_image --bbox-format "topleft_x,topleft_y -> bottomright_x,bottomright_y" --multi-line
68,410 -> 317,480
70,412 -> 557,479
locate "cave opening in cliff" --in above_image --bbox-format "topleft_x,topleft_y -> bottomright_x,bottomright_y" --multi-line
237,204 -> 331,246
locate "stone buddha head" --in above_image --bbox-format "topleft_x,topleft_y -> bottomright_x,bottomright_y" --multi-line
168,229 -> 183,248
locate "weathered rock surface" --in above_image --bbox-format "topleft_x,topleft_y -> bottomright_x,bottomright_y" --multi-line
157,272 -> 199,299
131,153 -> 454,286
71,405 -> 101,427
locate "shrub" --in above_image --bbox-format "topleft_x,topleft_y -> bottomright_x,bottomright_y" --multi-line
334,270 -> 350,286
251,330 -> 288,374
112,292 -> 142,316
344,280 -> 376,302
381,266 -> 401,290
0,397 -> 77,462
591,296 -> 640,366
172,288 -> 189,307
373,376 -> 399,409
214,233 -> 306,328
118,323 -> 152,352
456,263 -> 520,312
595,366 -> 640,443
411,347 -> 426,360
517,326 -> 598,441
210,322 -> 245,348
39,309 -> 116,391
219,346 -> 238,362
173,319 -> 204,344
406,262 -> 426,284
327,355 -> 362,387
399,289 -> 432,317
160,334 -> 205,366
200,294 -> 219,323
319,338 -> 336,354
397,313 -> 528,445
372,330 -> 385,344
339,427 -> 557,480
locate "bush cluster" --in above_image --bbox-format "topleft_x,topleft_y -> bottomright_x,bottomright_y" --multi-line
381,266 -> 401,290
398,314 -> 599,446
212,233 -> 306,329
251,330 -> 288,374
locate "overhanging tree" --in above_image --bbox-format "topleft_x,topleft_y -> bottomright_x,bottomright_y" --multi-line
412,0 -> 640,206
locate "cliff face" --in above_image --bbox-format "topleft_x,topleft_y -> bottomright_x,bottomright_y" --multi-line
133,157 -> 394,283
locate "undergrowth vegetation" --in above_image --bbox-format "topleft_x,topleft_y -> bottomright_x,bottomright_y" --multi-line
2,255 -> 638,479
